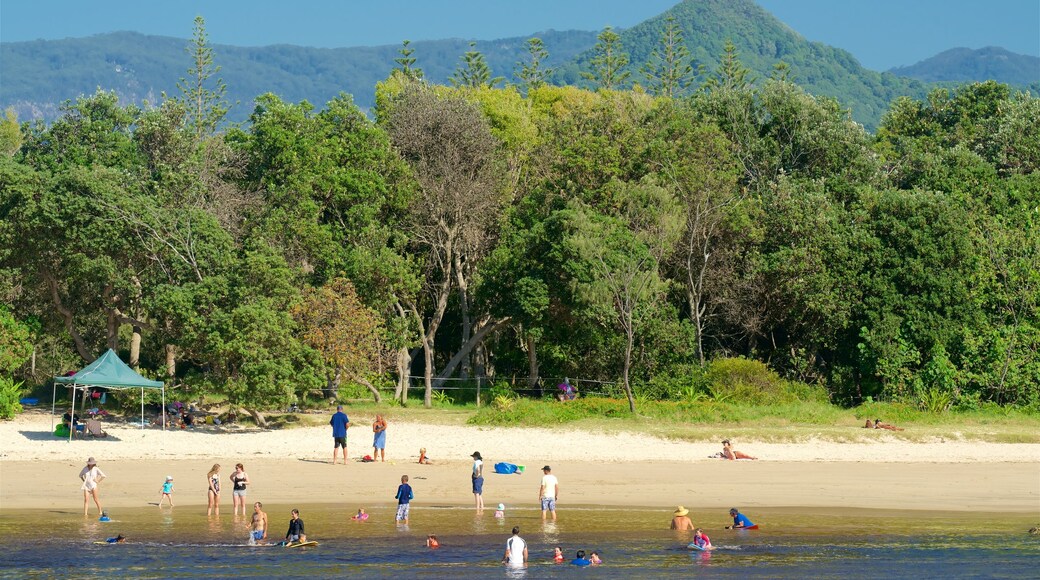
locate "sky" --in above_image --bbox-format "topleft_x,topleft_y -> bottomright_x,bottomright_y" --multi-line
1,0 -> 1037,71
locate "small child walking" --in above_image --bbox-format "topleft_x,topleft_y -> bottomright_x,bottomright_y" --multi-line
158,475 -> 174,507
395,475 -> 413,524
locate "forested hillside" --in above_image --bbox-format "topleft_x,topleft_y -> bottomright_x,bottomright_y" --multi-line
889,47 -> 1040,91
0,29 -> 597,123
6,0 -> 1029,131
2,15 -> 1037,418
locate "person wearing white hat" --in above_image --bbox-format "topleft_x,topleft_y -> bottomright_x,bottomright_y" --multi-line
158,475 -> 175,508
79,457 -> 106,516
671,505 -> 694,530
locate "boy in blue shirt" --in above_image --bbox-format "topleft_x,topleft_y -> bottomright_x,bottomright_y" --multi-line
571,549 -> 592,566
395,475 -> 413,524
329,405 -> 352,465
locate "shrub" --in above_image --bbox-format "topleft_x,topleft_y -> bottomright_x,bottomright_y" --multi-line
705,357 -> 827,405
0,376 -> 24,419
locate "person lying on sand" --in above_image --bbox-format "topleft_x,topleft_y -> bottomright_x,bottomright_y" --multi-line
722,440 -> 757,460
873,419 -> 904,431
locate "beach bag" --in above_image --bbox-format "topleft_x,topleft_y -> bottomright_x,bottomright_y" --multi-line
494,462 -> 518,474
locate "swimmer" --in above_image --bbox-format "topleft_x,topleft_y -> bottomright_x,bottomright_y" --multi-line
284,509 -> 306,544
98,511 -> 111,522
590,551 -> 602,564
426,534 -> 440,548
553,546 -> 564,563
351,507 -> 369,521
692,528 -> 713,550
105,534 -> 126,543
571,549 -> 592,566
726,508 -> 756,529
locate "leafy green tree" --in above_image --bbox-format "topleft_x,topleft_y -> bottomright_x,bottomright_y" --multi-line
582,27 -> 630,90
384,85 -> 505,407
176,16 -> 230,139
0,109 -> 21,157
450,42 -> 503,89
515,38 -> 553,93
393,39 -> 425,81
293,278 -> 386,402
641,16 -> 695,98
566,179 -> 682,411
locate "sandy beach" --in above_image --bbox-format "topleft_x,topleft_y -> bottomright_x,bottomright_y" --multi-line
1,411 -> 1038,513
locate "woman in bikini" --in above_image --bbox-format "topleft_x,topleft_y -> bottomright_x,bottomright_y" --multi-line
230,463 -> 250,516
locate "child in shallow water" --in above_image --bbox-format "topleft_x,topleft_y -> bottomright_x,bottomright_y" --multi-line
553,546 -> 564,563
495,503 -> 505,518
590,551 -> 602,564
426,534 -> 440,548
351,508 -> 369,521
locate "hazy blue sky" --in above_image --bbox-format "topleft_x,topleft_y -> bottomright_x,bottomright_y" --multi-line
1,0 -> 1037,70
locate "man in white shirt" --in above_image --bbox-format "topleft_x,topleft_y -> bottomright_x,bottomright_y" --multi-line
502,526 -> 528,566
538,465 -> 559,521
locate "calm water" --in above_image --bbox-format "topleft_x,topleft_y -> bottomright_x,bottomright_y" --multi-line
1,505 -> 1037,578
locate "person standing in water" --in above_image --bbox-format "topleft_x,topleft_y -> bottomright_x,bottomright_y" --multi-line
230,463 -> 250,516
538,465 -> 559,521
471,451 -> 485,511
502,526 -> 528,566
726,508 -> 756,529
79,457 -> 106,516
206,464 -> 221,516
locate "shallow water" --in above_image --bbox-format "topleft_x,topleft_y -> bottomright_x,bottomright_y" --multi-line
1,505 -> 1037,578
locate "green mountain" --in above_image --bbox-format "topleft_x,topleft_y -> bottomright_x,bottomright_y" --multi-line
0,29 -> 597,123
559,0 -> 931,128
1,0 -> 1025,130
888,46 -> 1040,89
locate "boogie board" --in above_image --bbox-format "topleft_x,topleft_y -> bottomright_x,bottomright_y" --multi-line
687,543 -> 708,551
284,540 -> 319,548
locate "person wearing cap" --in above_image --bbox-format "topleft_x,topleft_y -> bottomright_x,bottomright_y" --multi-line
79,457 -> 106,516
726,508 -> 756,529
494,503 -> 505,518
538,465 -> 559,521
330,405 -> 352,465
158,475 -> 175,508
671,505 -> 694,530
471,451 -> 485,511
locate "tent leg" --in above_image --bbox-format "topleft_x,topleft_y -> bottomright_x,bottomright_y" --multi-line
51,382 -> 56,433
140,387 -> 144,430
162,387 -> 166,431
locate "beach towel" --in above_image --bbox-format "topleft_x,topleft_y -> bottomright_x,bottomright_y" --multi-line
494,462 -> 521,474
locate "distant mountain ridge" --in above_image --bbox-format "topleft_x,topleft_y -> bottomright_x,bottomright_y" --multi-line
888,46 -> 1040,89
0,0 -> 1033,131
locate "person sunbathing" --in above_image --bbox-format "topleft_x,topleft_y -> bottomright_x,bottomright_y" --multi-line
722,439 -> 757,460
874,419 -> 904,431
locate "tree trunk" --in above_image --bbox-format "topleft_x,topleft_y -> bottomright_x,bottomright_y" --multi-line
243,407 -> 268,429
129,325 -> 142,368
623,322 -> 636,413
323,369 -> 341,400
454,254 -> 473,380
45,271 -> 92,362
432,317 -> 509,388
526,334 -> 539,391
357,376 -> 382,403
165,344 -> 176,378
106,308 -> 119,350
395,347 -> 411,404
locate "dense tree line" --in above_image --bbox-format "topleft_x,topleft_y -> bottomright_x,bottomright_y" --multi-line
1,33 -> 1037,416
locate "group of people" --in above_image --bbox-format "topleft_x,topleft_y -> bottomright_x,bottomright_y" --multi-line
205,462 -> 251,516
329,406 -> 388,464
670,505 -> 757,550
503,527 -> 601,567
60,408 -> 108,438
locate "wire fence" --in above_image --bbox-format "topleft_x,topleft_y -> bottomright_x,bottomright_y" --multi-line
381,375 -> 620,406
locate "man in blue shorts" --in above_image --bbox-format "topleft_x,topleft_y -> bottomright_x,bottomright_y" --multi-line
330,405 -> 352,465
538,465 -> 559,521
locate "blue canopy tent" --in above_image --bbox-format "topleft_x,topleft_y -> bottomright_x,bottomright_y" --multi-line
53,349 -> 166,441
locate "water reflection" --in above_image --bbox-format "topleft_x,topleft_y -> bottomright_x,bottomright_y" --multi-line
502,563 -> 528,579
